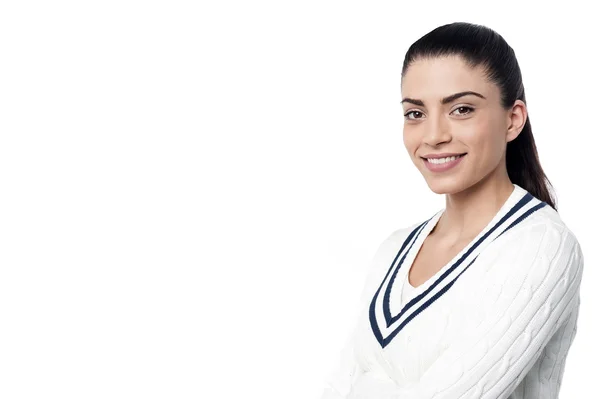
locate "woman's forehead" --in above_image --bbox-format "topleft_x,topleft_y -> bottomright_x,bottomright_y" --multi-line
401,56 -> 497,101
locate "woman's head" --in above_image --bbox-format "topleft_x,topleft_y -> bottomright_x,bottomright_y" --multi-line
401,22 -> 557,210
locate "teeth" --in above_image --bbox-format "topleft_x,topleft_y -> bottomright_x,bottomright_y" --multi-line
427,154 -> 463,164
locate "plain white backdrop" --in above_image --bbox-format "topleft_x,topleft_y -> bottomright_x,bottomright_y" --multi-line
1,1 -> 597,398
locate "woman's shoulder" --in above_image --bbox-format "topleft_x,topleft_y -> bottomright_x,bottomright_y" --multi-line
358,218 -> 432,302
372,221 -> 425,260
382,213 -> 436,245
506,201 -> 581,250
483,202 -> 584,282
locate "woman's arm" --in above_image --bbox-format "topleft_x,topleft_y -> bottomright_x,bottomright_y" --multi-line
320,227 -> 410,398
320,326 -> 363,399
392,221 -> 584,399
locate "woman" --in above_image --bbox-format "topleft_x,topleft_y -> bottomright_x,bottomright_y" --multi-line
320,22 -> 584,399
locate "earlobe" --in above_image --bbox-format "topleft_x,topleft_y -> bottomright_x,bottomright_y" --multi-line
506,129 -> 519,144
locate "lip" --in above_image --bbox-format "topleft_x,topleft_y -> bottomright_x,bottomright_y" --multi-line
422,153 -> 466,172
421,152 -> 467,159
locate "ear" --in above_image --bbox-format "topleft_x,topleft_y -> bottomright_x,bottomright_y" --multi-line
506,100 -> 527,143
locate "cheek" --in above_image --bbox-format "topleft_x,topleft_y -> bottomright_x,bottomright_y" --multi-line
459,119 -> 506,163
402,128 -> 417,152
458,117 -> 496,145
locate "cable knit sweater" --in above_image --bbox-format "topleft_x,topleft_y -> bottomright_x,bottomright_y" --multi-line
320,183 -> 584,399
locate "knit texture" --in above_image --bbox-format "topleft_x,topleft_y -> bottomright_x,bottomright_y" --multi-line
320,183 -> 583,399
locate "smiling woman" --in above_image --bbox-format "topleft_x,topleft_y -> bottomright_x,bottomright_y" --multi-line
320,22 -> 583,399
401,54 -> 530,199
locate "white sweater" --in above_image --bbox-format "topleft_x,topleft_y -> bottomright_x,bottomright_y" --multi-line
320,183 -> 584,399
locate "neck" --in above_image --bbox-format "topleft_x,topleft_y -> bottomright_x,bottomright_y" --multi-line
433,173 -> 515,242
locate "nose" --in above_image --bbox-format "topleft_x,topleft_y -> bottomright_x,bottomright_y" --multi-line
423,112 -> 451,146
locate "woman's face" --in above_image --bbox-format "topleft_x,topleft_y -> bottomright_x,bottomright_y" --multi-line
401,55 -> 523,195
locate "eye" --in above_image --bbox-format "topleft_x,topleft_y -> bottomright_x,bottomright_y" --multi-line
451,106 -> 474,116
404,110 -> 424,120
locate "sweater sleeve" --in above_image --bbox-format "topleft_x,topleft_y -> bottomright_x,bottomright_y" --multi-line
320,228 -> 409,399
392,221 -> 584,399
319,323 -> 362,399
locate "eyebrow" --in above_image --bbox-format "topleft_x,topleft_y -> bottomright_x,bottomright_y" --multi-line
401,91 -> 486,106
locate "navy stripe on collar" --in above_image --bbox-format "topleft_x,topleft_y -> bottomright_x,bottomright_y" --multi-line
369,192 -> 548,348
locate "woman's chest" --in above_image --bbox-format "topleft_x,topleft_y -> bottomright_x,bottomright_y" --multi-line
355,268 -> 488,385
408,235 -> 474,288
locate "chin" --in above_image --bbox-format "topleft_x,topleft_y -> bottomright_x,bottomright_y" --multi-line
424,178 -> 467,195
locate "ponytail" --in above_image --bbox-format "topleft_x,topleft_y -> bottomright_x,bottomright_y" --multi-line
506,117 -> 557,211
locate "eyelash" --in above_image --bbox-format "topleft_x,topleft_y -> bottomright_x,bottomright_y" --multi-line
404,106 -> 475,120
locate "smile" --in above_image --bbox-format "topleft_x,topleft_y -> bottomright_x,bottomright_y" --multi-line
422,153 -> 466,172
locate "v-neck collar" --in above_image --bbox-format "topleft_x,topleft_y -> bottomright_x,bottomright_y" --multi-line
396,183 -> 524,298
369,183 -> 548,348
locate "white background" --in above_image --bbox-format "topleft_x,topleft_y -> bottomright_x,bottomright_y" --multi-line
1,1 -> 597,398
